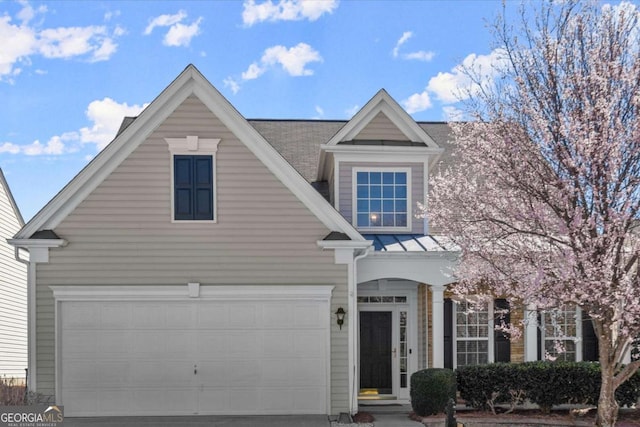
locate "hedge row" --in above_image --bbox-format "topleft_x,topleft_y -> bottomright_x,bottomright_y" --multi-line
456,362 -> 640,413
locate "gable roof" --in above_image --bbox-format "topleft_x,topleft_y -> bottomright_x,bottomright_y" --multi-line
15,65 -> 365,241
324,89 -> 440,148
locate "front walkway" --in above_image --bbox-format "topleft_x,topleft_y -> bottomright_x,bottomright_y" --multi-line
63,414 -> 331,427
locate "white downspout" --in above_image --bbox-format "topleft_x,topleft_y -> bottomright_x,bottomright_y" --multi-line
14,247 -> 35,392
349,247 -> 372,414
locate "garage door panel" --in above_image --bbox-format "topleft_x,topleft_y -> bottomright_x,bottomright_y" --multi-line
228,303 -> 258,327
197,303 -> 227,328
262,304 -> 294,326
59,294 -> 329,416
228,331 -> 263,355
195,360 -> 231,386
100,303 -> 131,329
62,360 -> 97,386
294,330 -> 326,357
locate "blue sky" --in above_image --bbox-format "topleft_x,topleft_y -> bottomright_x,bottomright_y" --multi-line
1,0 -> 515,221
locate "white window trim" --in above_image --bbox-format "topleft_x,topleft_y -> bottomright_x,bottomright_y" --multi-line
540,306 -> 583,361
352,166 -> 412,233
166,136 -> 220,224
452,299 -> 494,369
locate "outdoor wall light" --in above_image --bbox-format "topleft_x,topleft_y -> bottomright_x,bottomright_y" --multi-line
336,307 -> 346,330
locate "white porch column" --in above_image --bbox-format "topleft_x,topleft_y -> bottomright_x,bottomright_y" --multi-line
431,285 -> 446,368
524,304 -> 538,361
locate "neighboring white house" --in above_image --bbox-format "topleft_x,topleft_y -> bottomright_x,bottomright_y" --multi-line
9,65 -> 599,417
0,169 -> 27,380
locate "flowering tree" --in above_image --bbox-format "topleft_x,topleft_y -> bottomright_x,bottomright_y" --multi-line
428,2 -> 640,426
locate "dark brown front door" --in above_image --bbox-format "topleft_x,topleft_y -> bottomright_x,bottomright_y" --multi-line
360,311 -> 392,394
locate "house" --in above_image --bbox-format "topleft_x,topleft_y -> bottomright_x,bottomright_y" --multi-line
9,65 -> 599,417
0,169 -> 28,380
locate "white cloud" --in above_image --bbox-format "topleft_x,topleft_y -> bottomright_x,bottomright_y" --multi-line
163,18 -> 202,47
260,43 -> 322,76
404,50 -> 435,62
392,30 -> 435,62
242,0 -> 338,26
442,106 -> 464,121
230,42 -> 322,92
223,77 -> 241,94
427,48 -> 507,103
144,10 -> 187,35
144,10 -> 202,48
315,105 -> 324,116
0,2 -> 123,81
0,142 -> 21,154
392,31 -> 412,58
345,104 -> 360,117
0,97 -> 148,156
79,98 -> 149,150
402,90 -> 432,114
241,62 -> 264,80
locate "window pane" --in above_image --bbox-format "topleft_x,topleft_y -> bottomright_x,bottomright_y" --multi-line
382,214 -> 394,226
370,185 -> 381,198
370,213 -> 381,226
357,185 -> 369,198
395,172 -> 407,184
383,200 -> 394,213
357,200 -> 369,213
357,214 -> 370,227
395,200 -> 407,212
383,185 -> 394,198
357,171 -> 368,184
370,200 -> 381,212
396,214 -> 407,226
370,172 -> 381,184
396,186 -> 407,198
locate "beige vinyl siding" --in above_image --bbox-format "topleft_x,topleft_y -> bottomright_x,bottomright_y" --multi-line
353,111 -> 409,141
35,95 -> 350,414
338,162 -> 424,234
0,178 -> 27,379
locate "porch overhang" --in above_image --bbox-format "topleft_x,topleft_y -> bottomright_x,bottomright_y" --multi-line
357,251 -> 458,286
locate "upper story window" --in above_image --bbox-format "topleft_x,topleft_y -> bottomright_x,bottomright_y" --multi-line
166,136 -> 220,222
174,155 -> 213,221
354,168 -> 410,231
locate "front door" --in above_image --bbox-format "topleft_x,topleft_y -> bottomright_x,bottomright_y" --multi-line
360,311 -> 392,394
358,302 -> 412,401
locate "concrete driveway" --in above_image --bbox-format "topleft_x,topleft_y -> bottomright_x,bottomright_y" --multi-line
63,414 -> 331,427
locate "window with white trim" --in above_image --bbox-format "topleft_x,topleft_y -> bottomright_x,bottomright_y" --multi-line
166,136 -> 220,222
541,306 -> 581,361
354,168 -> 410,231
454,300 -> 493,367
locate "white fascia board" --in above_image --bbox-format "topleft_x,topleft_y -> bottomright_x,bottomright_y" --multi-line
8,238 -> 67,249
366,250 -> 460,260
317,240 -> 373,250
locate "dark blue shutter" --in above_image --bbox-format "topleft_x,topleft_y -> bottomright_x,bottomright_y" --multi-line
174,155 -> 213,221
494,299 -> 511,362
444,298 -> 453,369
582,312 -> 599,361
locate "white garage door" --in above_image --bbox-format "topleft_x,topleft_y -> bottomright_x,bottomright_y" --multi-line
55,286 -> 331,417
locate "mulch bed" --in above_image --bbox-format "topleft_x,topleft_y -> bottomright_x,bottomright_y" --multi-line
411,408 -> 640,426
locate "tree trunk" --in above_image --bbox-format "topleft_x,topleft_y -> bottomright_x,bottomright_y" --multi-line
595,361 -> 618,427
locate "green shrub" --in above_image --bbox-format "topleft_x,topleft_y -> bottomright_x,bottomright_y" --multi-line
456,362 -> 640,413
411,368 -> 456,416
